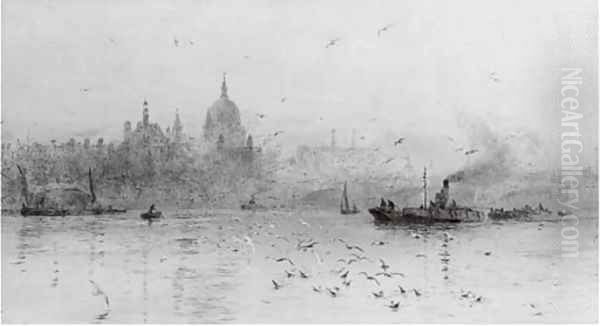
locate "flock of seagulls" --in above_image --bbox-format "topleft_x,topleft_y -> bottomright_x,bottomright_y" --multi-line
173,37 -> 196,47
446,135 -> 481,156
163,213 -> 437,313
22,207 -> 556,322
257,220 -> 434,312
325,23 -> 396,49
244,218 -> 497,314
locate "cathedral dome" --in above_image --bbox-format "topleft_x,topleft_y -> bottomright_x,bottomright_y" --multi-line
207,97 -> 242,127
203,74 -> 246,146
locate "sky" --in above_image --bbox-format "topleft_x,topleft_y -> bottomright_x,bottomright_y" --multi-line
2,0 -> 597,171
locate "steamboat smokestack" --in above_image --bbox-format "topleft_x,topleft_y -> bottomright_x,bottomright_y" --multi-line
433,179 -> 450,209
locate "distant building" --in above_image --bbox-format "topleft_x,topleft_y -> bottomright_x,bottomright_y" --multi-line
171,109 -> 183,143
122,100 -> 185,154
131,100 -> 166,146
123,121 -> 132,140
203,74 -> 247,148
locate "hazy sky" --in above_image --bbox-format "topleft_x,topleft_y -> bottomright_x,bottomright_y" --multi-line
2,0 -> 597,169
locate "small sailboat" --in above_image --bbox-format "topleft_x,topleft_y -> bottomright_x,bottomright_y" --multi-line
84,168 -> 127,215
340,181 -> 360,215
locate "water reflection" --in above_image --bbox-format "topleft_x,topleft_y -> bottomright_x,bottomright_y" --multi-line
51,241 -> 59,288
142,235 -> 148,324
2,211 -> 597,323
14,217 -> 46,273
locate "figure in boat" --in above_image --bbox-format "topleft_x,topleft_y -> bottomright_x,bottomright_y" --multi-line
140,204 -> 162,221
340,181 -> 360,215
241,194 -> 266,210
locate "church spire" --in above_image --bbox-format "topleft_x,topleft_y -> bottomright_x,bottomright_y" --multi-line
142,99 -> 149,127
220,73 -> 228,98
173,108 -> 183,141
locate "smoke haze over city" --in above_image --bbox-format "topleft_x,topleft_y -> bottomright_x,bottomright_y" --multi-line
3,0 -> 597,173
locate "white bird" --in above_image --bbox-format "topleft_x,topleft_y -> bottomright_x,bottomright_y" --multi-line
377,24 -> 394,37
313,251 -> 324,264
325,38 -> 341,48
89,280 -> 110,318
244,235 -> 256,254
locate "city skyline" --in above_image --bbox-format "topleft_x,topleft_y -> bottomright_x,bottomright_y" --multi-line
3,0 -> 597,170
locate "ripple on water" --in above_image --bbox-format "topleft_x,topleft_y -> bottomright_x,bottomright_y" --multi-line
1,211 -> 597,323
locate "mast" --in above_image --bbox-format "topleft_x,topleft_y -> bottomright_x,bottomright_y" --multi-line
340,182 -> 344,212
88,168 -> 97,204
17,165 -> 29,206
422,167 -> 428,209
343,181 -> 350,211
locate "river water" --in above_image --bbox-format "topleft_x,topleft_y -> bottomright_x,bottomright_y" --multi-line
2,209 -> 597,323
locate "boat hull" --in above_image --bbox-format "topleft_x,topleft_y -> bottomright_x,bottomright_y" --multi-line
241,204 -> 267,211
83,208 -> 128,215
21,207 -> 69,217
140,211 -> 162,220
369,206 -> 483,223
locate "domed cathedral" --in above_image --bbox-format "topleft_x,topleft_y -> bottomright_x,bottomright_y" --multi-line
203,74 -> 247,149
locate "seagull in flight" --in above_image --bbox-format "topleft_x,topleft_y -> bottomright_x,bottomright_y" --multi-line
465,149 -> 479,156
325,38 -> 341,48
273,131 -> 285,137
359,272 -> 381,286
379,258 -> 390,271
398,285 -> 407,295
394,138 -> 405,146
274,257 -> 295,266
376,271 -> 405,278
372,290 -> 384,298
489,72 -> 501,82
382,158 -> 394,165
377,24 -> 394,37
387,300 -> 400,309
257,113 -> 266,119
272,280 -> 282,290
89,280 -> 110,315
